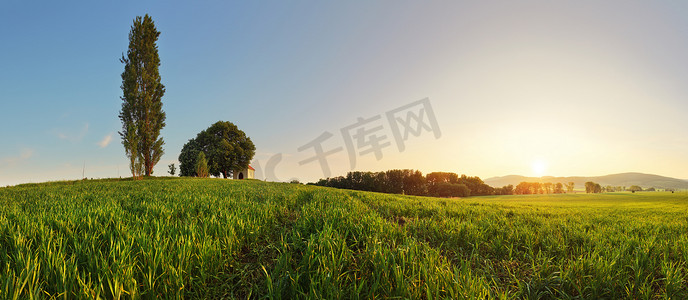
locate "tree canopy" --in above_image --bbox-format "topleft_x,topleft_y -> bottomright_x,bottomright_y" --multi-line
118,14 -> 166,177
585,181 -> 603,193
314,170 -> 496,197
179,121 -> 256,178
628,185 -> 643,193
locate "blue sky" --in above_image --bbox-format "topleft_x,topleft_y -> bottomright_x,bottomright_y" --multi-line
2,1 -> 688,186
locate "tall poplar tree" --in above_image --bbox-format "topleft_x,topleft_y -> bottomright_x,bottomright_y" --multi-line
119,14 -> 166,177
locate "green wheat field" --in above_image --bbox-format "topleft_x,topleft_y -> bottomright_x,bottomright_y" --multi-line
1,178 -> 686,299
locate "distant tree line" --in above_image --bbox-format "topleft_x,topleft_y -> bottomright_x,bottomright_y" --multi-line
312,170 -> 501,198
514,182 -> 663,194
628,186 -> 672,192
585,182 -> 661,193
313,173 -> 673,197
604,185 -> 626,192
587,183 -> 657,193
513,182 -> 567,195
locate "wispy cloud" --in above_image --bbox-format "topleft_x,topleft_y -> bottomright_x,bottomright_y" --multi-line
98,134 -> 113,148
55,123 -> 89,142
18,149 -> 33,160
1,149 -> 34,167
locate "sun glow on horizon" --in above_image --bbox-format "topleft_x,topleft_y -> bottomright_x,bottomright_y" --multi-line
531,159 -> 547,177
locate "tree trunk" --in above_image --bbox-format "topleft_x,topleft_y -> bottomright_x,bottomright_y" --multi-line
146,161 -> 152,176
144,150 -> 152,176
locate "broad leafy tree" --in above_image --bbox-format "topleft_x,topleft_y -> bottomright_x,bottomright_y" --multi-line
179,138 -> 201,177
179,121 -> 256,178
384,169 -> 405,194
119,14 -> 166,177
585,181 -> 603,193
628,185 -> 643,193
565,182 -> 575,193
402,169 -> 426,196
433,182 -> 470,197
456,174 -> 494,196
554,182 -> 564,194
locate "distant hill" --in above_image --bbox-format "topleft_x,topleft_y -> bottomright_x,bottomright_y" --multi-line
484,172 -> 688,190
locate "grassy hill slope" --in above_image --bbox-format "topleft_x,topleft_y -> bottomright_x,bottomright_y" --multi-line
1,178 -> 687,298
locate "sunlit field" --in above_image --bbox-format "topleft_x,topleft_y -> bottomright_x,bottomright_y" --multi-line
1,178 -> 686,298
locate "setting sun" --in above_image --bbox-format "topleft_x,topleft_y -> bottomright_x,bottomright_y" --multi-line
532,159 -> 547,177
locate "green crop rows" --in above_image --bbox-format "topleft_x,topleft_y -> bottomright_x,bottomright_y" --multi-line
1,178 -> 686,298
